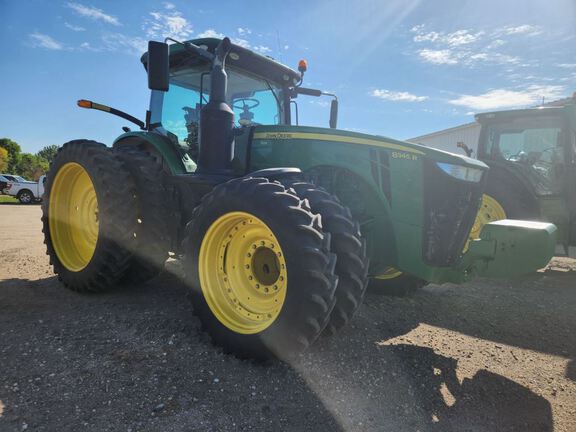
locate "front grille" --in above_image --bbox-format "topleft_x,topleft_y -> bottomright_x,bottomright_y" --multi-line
422,159 -> 485,266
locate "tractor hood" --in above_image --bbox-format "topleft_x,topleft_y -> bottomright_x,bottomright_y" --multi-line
253,125 -> 488,171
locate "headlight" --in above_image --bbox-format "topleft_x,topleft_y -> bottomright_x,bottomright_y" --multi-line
436,162 -> 483,182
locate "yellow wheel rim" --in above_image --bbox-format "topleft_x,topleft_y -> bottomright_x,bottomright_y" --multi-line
375,267 -> 403,280
199,212 -> 288,334
469,194 -> 507,240
49,162 -> 99,272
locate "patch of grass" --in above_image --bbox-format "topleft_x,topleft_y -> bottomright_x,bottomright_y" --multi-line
0,195 -> 18,203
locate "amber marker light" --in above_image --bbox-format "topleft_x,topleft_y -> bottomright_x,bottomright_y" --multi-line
298,59 -> 308,73
77,99 -> 92,108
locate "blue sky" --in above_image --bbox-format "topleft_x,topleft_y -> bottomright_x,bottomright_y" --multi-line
1,0 -> 575,153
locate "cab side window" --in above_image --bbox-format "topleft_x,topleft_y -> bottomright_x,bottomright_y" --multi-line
161,83 -> 202,145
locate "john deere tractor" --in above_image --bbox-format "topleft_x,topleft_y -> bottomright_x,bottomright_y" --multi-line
468,98 -> 576,257
42,37 -> 557,359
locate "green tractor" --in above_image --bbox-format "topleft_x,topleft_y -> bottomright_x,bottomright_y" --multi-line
468,98 -> 576,257
42,37 -> 557,359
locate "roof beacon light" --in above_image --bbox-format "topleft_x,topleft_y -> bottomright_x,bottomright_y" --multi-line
77,99 -> 92,109
298,59 -> 308,73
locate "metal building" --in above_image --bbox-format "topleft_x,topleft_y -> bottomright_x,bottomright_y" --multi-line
408,121 -> 481,157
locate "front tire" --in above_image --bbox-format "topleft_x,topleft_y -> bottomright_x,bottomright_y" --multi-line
42,140 -> 139,292
183,177 -> 338,360
468,175 -> 539,242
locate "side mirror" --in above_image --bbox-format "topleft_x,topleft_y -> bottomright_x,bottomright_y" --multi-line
330,99 -> 338,129
148,41 -> 169,91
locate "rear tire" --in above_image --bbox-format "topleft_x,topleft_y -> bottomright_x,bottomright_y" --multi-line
42,140 -> 139,292
283,181 -> 369,336
182,177 -> 338,360
114,147 -> 174,285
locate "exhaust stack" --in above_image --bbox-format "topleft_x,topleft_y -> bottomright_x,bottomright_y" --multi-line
197,37 -> 235,174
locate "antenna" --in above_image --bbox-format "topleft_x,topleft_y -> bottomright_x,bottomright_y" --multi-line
276,29 -> 282,63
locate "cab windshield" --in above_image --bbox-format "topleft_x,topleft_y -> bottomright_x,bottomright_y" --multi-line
484,115 -> 566,194
161,67 -> 284,144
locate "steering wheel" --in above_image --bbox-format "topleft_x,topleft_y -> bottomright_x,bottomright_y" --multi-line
232,98 -> 260,111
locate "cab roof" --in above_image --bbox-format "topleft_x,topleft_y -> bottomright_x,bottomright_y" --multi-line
141,38 -> 302,87
475,106 -> 566,124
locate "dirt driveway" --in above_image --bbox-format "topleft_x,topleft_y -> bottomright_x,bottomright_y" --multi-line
1,204 -> 575,432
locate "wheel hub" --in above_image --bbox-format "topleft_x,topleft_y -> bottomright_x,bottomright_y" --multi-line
199,212 -> 287,334
49,162 -> 99,272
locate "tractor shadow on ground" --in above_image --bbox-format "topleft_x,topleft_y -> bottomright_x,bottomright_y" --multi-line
383,345 -> 553,432
301,301 -> 555,431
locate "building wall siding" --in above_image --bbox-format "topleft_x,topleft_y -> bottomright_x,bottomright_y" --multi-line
409,123 -> 481,157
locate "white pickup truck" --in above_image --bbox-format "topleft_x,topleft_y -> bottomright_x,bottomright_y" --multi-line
0,174 -> 46,203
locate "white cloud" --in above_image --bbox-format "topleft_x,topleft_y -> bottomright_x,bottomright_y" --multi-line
232,38 -> 250,48
78,41 -> 101,52
557,63 -> 576,69
412,26 -> 483,46
64,22 -> 86,31
445,30 -> 484,46
284,44 -> 289,50
253,45 -> 271,54
145,9 -> 193,40
29,32 -> 64,50
449,85 -> 565,110
411,24 -> 543,69
67,3 -> 120,26
487,39 -> 505,49
101,33 -> 147,56
309,99 -> 330,107
196,29 -> 224,38
499,25 -> 542,36
418,49 -> 458,65
163,2 -> 175,9
237,27 -> 251,36
371,89 -> 428,102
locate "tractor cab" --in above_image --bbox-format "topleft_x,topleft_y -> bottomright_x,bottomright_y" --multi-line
143,38 -> 336,171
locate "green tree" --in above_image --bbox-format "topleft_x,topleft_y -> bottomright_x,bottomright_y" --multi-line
36,144 -> 60,165
0,138 -> 22,173
16,153 -> 49,181
0,147 -> 8,172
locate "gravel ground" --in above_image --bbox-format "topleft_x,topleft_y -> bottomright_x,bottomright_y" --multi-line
0,204 -> 575,432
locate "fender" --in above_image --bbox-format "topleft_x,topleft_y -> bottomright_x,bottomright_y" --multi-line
113,131 -> 189,175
